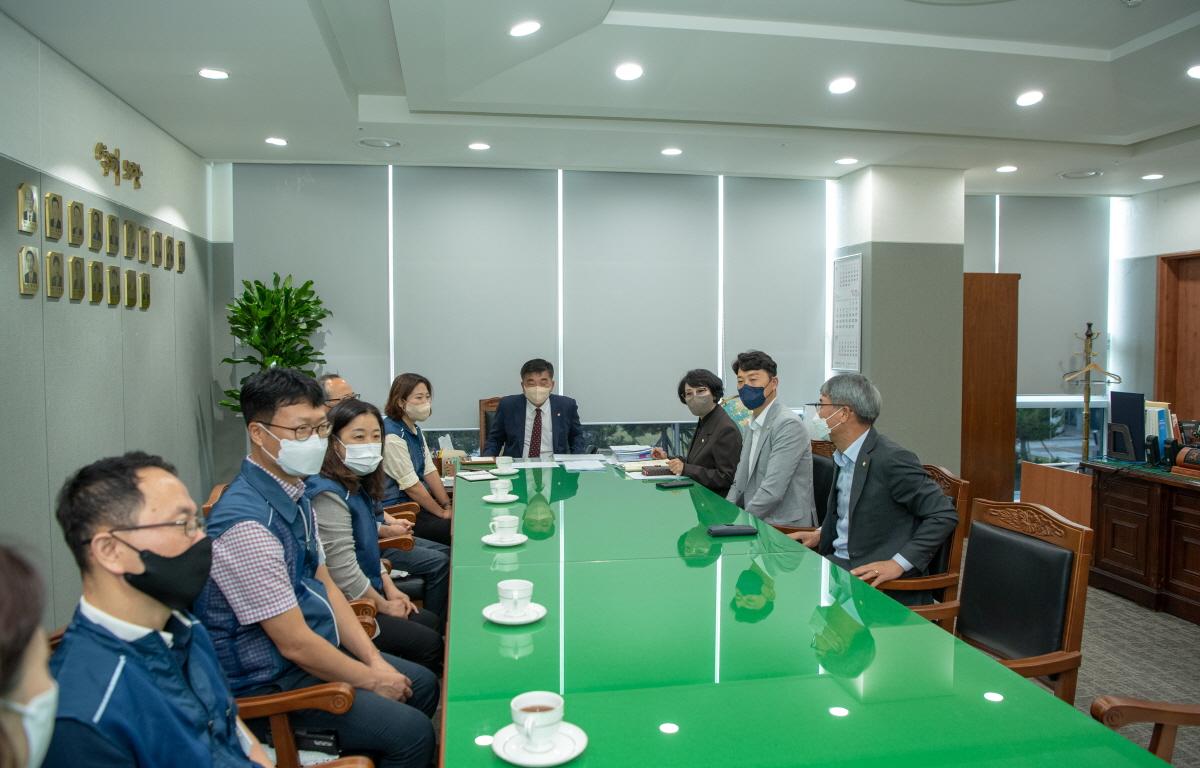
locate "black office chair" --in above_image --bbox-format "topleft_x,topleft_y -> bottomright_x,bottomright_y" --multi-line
812,453 -> 835,526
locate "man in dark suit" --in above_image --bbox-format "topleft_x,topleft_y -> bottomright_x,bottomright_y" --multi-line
793,373 -> 956,606
484,358 -> 585,458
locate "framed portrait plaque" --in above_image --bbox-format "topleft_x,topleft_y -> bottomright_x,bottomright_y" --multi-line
18,246 -> 38,296
137,226 -> 150,263
163,235 -> 174,270
106,214 -> 120,255
88,208 -> 103,251
106,265 -> 121,306
68,201 -> 85,246
151,231 -> 162,267
68,255 -> 85,300
123,221 -> 136,258
17,182 -> 37,234
139,272 -> 150,310
45,251 -> 65,298
44,192 -> 63,240
124,269 -> 137,308
88,260 -> 104,303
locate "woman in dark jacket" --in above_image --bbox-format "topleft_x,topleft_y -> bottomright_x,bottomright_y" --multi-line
653,369 -> 743,497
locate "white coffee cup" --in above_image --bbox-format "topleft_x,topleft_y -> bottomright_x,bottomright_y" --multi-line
510,690 -> 563,753
495,456 -> 514,469
489,515 -> 520,541
497,578 -> 533,616
489,478 -> 513,497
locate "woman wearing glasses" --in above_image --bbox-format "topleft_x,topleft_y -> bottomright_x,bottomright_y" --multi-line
651,369 -> 743,497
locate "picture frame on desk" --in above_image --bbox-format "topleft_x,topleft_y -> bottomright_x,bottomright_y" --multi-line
45,251 -> 64,299
16,182 -> 37,234
68,255 -> 84,301
17,246 -> 38,296
68,201 -> 85,246
44,192 -> 63,240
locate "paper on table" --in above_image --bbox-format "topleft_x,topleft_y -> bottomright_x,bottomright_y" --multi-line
625,471 -> 676,480
457,470 -> 496,481
512,461 -> 560,469
552,454 -> 598,462
563,460 -> 606,472
438,434 -> 455,452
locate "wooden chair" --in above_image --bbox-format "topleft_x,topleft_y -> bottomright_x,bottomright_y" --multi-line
47,631 -> 372,768
1091,695 -> 1200,763
811,440 -> 835,459
932,499 -> 1092,704
882,465 -> 970,628
478,396 -> 501,451
202,483 -> 227,515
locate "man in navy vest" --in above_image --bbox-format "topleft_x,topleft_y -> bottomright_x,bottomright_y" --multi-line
46,452 -> 272,767
194,368 -> 437,768
484,358 -> 586,458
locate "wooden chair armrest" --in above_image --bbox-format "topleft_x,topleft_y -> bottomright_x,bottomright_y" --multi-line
323,759 -> 373,768
348,599 -> 376,618
772,525 -> 817,535
1091,695 -> 1200,729
378,534 -> 414,552
237,682 -> 355,720
882,573 -> 959,591
380,558 -> 392,573
382,503 -> 418,523
1000,650 -> 1082,678
911,600 -> 959,624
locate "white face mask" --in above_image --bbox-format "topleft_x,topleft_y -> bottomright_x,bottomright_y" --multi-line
4,682 -> 58,768
263,427 -> 328,477
340,440 -> 383,476
524,386 -> 551,407
405,402 -> 432,422
805,405 -> 843,442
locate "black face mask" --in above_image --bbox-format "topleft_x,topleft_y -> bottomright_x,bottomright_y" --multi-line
115,536 -> 213,611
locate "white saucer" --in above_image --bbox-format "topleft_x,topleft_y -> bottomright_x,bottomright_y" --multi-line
482,532 -> 528,547
483,493 -> 519,503
491,467 -> 519,476
492,722 -> 586,767
483,601 -> 548,626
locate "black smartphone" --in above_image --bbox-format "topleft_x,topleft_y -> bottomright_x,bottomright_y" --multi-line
655,479 -> 694,489
706,524 -> 758,537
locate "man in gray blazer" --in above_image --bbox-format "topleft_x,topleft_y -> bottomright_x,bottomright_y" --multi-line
793,373 -> 957,605
725,350 -> 816,527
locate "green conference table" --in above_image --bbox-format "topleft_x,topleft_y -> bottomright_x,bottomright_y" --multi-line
441,465 -> 1162,767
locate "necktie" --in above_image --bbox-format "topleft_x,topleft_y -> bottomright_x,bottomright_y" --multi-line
529,407 -> 543,458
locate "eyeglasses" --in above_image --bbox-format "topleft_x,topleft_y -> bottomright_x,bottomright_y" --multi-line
804,402 -> 851,409
259,421 -> 333,440
84,514 -> 205,544
324,393 -> 360,405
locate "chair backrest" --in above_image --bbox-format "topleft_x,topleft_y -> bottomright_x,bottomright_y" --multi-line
922,464 -> 970,576
811,440 -> 835,459
957,499 -> 1092,661
812,454 -> 835,525
478,397 -> 501,452
202,483 -> 229,515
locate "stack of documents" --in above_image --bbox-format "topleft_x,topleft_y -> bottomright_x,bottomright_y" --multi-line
457,470 -> 496,482
562,460 -> 607,472
610,445 -> 653,462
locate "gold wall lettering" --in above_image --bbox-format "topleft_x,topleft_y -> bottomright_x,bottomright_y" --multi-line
94,142 -> 144,189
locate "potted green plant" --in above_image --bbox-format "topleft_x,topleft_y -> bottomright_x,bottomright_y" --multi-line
218,273 -> 332,413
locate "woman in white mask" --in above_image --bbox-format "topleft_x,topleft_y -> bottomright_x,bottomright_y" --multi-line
651,369 -> 744,497
0,546 -> 56,768
380,373 -> 453,546
305,399 -> 445,678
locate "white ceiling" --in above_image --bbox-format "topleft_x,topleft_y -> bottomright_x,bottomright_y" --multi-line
3,0 -> 1200,195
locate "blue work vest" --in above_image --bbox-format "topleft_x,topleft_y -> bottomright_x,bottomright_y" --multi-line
194,459 -> 340,695
48,607 -> 252,767
304,475 -> 385,592
381,416 -> 427,505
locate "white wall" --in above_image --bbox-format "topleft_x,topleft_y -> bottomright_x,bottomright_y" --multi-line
835,167 -> 964,247
0,11 -> 208,234
1129,181 -> 1200,259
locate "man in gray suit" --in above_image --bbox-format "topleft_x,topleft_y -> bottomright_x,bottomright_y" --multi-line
793,373 -> 957,605
725,350 -> 816,527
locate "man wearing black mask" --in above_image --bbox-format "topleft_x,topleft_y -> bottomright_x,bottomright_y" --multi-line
46,452 -> 273,767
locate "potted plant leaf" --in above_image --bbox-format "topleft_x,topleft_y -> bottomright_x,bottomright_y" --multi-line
219,273 -> 332,413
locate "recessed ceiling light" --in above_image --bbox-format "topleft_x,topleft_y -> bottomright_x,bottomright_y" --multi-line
265,137 -> 287,147
198,68 -> 229,80
509,20 -> 541,37
658,723 -> 680,734
468,142 -> 491,151
1188,65 -> 1200,79
1141,173 -> 1164,180
835,157 -> 858,165
828,707 -> 850,717
357,137 -> 401,149
615,62 -> 644,81
996,165 -> 1018,173
661,147 -> 682,156
1058,169 -> 1103,180
828,77 -> 856,95
1015,90 -> 1044,107
984,692 -> 1005,702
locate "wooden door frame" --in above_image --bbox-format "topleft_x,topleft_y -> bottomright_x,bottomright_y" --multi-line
1155,250 -> 1200,407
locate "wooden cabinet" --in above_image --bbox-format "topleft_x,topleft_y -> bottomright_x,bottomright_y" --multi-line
1087,461 -> 1200,624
